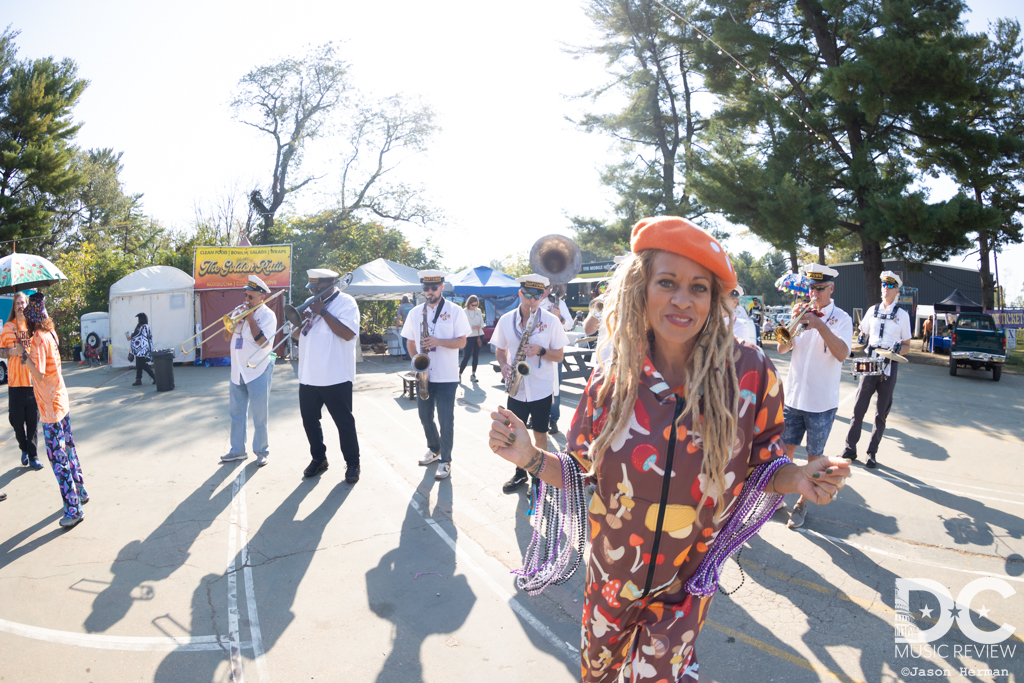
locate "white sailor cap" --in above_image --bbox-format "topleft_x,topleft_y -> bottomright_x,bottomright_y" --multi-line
880,270 -> 903,288
418,269 -> 449,285
516,274 -> 550,292
803,263 -> 839,282
306,268 -> 339,290
730,283 -> 745,297
245,274 -> 270,294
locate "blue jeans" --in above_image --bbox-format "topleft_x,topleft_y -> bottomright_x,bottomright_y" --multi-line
229,363 -> 273,457
782,405 -> 837,458
418,382 -> 457,462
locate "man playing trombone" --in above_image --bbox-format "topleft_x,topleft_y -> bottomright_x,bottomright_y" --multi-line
400,270 -> 470,481
220,275 -> 277,467
293,268 -> 362,483
777,263 -> 852,528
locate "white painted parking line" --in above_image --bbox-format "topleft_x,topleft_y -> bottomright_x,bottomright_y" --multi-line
226,470 -> 246,682
237,466 -> 271,683
0,618 -> 246,651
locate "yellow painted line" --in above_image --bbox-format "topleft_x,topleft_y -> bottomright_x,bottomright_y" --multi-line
703,620 -> 866,683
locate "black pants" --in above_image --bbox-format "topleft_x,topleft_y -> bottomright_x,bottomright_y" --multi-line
135,357 -> 155,382
845,361 -> 899,457
299,382 -> 360,467
8,386 -> 39,460
508,394 -> 552,479
459,336 -> 482,374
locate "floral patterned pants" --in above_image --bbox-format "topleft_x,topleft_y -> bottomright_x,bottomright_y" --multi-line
43,415 -> 87,519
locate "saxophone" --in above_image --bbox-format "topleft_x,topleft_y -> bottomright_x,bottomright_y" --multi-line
412,303 -> 431,400
506,308 -> 536,396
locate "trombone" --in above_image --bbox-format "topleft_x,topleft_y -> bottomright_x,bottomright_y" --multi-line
180,289 -> 286,355
244,272 -> 353,368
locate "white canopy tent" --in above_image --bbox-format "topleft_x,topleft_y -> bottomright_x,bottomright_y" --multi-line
108,266 -> 195,367
345,258 -> 448,301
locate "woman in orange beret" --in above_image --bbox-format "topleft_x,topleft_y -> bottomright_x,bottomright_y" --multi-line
488,216 -> 851,681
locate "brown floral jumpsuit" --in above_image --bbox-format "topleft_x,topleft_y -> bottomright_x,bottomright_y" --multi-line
566,341 -> 787,681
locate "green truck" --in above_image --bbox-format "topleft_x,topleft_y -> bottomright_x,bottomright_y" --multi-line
949,313 -> 1006,381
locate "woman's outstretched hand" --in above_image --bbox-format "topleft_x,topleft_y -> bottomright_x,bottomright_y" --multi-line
488,406 -> 533,467
794,457 -> 852,505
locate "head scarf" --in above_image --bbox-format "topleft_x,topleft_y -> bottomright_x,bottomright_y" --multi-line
25,292 -> 48,323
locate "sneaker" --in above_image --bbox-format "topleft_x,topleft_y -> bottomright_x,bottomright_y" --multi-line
29,459 -> 44,471
256,454 -> 269,467
79,493 -> 89,505
0,492 -> 7,502
303,459 -> 329,478
435,462 -> 451,480
787,503 -> 807,529
132,380 -> 142,386
21,451 -> 28,466
59,515 -> 83,528
866,455 -> 877,469
470,373 -> 477,382
418,450 -> 441,466
345,465 -> 360,483
549,422 -> 559,435
842,449 -> 858,462
220,452 -> 248,463
503,472 -> 528,493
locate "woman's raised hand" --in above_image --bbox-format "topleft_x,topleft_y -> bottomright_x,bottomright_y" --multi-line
488,406 -> 533,467
795,457 -> 852,505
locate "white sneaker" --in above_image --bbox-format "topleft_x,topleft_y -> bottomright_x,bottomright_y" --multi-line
418,450 -> 441,466
221,452 -> 247,463
434,462 -> 451,480
256,454 -> 269,467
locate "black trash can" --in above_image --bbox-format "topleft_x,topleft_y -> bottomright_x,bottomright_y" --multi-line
152,349 -> 175,392
73,345 -> 82,362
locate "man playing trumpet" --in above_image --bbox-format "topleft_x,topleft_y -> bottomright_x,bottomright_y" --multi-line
777,263 -> 853,528
221,275 -> 277,467
293,268 -> 362,483
492,274 -> 568,493
401,270 -> 470,480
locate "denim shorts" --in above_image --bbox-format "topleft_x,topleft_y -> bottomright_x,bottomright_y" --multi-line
782,405 -> 838,458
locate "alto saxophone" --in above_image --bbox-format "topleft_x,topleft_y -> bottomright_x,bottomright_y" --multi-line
412,303 -> 431,400
506,309 -> 537,396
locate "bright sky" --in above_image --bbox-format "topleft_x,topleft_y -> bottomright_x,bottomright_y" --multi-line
5,0 -> 1023,301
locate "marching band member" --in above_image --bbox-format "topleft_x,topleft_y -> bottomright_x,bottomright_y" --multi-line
492,274 -> 568,493
486,217 -> 849,681
777,263 -> 853,529
294,268 -> 362,483
220,275 -> 277,468
728,284 -> 757,345
541,284 -> 573,434
401,270 -> 470,480
842,271 -> 912,468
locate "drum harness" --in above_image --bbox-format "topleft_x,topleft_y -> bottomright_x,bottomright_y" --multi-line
867,303 -> 901,378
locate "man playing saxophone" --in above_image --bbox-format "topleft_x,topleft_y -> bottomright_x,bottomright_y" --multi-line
401,270 -> 470,480
491,274 -> 568,493
777,263 -> 853,529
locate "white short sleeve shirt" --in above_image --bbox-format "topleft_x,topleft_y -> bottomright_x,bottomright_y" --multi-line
783,301 -> 853,412
491,307 -> 569,402
230,305 -> 278,385
401,299 -> 471,384
541,298 -> 574,331
296,291 -> 360,386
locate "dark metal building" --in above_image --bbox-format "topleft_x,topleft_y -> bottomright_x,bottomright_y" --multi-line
830,259 -> 982,318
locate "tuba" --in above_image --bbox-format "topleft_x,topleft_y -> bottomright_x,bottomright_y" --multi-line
775,300 -> 819,345
506,308 -> 536,396
412,303 -> 431,399
529,235 -> 582,285
588,297 -> 605,320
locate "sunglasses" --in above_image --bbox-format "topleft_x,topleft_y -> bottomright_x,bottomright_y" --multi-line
810,284 -> 831,292
882,282 -> 899,289
520,290 -> 543,300
422,285 -> 441,292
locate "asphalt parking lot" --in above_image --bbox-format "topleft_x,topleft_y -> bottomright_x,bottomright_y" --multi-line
0,346 -> 1021,683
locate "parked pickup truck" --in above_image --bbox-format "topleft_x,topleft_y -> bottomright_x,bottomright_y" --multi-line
949,313 -> 1006,381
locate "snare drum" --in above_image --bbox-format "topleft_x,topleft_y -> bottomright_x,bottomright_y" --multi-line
852,357 -> 885,377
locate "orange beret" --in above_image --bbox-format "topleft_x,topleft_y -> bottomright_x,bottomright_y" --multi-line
630,216 -> 737,291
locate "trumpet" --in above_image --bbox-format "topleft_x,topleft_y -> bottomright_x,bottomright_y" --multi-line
244,272 -> 354,368
775,300 -> 818,345
181,289 -> 285,355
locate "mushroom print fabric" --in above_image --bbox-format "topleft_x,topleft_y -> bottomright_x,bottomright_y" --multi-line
567,342 -> 787,682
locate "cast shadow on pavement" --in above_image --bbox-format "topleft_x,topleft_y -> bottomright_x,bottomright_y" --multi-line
0,510 -> 65,569
153,473 -> 354,683
365,468 -> 475,683
83,463 -> 239,633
